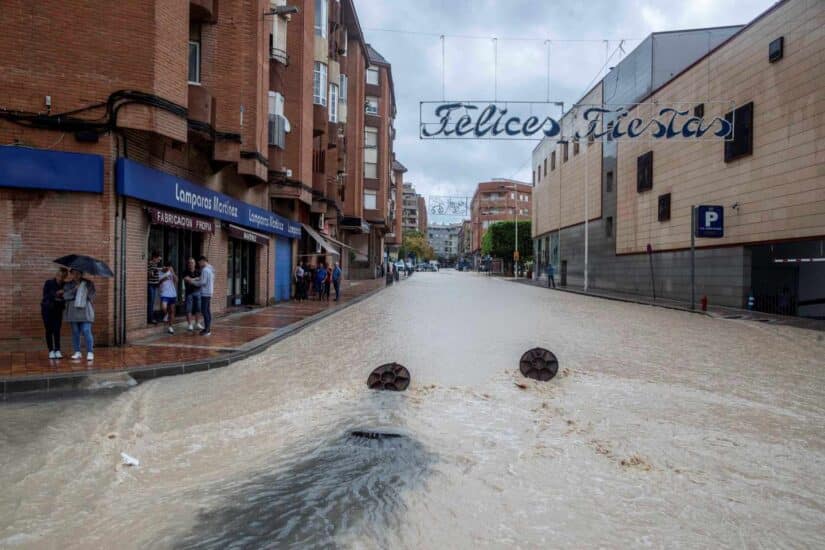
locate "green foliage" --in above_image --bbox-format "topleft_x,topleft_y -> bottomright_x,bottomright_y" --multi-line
401,230 -> 434,261
481,221 -> 532,261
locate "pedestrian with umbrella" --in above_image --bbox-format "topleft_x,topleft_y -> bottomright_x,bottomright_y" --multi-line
54,255 -> 113,362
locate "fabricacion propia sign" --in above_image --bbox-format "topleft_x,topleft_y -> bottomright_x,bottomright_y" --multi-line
419,101 -> 737,141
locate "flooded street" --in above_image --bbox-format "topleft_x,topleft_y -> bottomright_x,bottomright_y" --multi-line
1,271 -> 824,548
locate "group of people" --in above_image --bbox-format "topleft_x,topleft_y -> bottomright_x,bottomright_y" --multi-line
294,261 -> 342,302
148,251 -> 214,336
41,267 -> 96,361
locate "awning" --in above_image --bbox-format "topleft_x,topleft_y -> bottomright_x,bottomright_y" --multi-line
227,224 -> 270,245
302,224 -> 340,255
324,233 -> 355,251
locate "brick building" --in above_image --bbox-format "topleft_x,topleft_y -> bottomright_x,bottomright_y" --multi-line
531,0 -> 825,316
470,179 -> 532,264
0,0 -> 405,350
386,156 -> 408,259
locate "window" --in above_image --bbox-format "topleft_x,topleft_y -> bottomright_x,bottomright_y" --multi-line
366,96 -> 379,115
605,171 -> 613,193
364,126 -> 378,178
551,151 -> 556,170
562,142 -> 569,162
532,170 -> 536,185
313,62 -> 327,106
364,190 -> 377,210
314,0 -> 328,37
573,139 -> 580,155
328,83 -> 339,122
769,36 -> 783,63
724,102 -> 753,162
637,151 -> 653,192
341,30 -> 348,56
339,74 -> 348,101
588,132 -> 594,145
543,159 -> 547,177
366,66 -> 379,85
658,193 -> 671,222
188,24 -> 201,84
605,216 -> 613,238
606,121 -> 614,141
694,103 -> 704,119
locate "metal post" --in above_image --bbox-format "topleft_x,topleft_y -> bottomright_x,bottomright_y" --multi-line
514,181 -> 518,277
583,116 -> 589,292
690,205 -> 696,310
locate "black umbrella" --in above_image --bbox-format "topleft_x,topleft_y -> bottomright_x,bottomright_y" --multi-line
54,254 -> 114,277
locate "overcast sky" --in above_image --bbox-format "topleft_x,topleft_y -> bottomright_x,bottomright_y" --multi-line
352,0 -> 775,224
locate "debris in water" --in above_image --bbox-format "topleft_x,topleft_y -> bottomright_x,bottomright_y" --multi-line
367,363 -> 411,391
514,382 -> 528,390
120,452 -> 140,467
519,348 -> 559,381
107,433 -> 117,439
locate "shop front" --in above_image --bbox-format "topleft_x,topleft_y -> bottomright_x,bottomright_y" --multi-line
116,159 -> 302,335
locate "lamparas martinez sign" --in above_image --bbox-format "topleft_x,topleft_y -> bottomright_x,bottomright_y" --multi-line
419,101 -> 736,141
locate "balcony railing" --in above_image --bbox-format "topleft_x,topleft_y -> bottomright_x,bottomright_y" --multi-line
270,47 -> 289,66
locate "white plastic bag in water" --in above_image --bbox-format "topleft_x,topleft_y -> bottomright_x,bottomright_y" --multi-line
120,452 -> 140,467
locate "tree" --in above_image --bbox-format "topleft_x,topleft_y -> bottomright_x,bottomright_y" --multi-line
481,221 -> 532,261
401,230 -> 434,262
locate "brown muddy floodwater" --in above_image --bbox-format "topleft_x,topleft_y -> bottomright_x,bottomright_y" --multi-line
1,271 -> 824,548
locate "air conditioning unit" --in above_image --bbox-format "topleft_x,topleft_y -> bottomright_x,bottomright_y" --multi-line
282,167 -> 292,178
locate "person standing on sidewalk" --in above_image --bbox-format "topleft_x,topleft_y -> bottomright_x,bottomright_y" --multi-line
294,263 -> 305,302
63,268 -> 96,362
42,267 -> 68,359
546,262 -> 556,289
332,262 -> 342,301
147,250 -> 162,324
158,262 -> 178,334
323,263 -> 332,301
185,256 -> 214,336
183,257 -> 204,332
315,263 -> 328,301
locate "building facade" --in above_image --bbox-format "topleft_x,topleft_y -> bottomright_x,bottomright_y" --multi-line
428,224 -> 462,265
531,0 -> 825,317
470,179 -> 532,264
386,157 -> 408,259
0,0 -> 406,350
402,182 -> 427,234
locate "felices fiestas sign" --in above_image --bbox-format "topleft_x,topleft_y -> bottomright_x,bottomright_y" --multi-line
419,101 -> 735,141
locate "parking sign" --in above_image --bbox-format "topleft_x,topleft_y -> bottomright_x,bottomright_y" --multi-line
696,205 -> 724,238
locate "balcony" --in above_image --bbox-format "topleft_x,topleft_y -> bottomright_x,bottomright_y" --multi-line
188,83 -> 214,129
313,105 -> 327,135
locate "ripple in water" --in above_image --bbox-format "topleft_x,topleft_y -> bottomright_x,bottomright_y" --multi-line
173,430 -> 435,549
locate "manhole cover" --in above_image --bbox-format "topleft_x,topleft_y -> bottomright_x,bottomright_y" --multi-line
367,363 -> 411,391
519,348 -> 559,381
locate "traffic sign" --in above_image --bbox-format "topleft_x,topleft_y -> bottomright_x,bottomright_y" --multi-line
513,250 -> 520,261
696,205 -> 724,238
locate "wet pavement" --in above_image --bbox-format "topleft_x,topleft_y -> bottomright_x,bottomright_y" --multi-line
1,270 -> 824,548
0,279 -> 385,392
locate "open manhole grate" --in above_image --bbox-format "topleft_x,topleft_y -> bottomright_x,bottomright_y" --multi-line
367,363 -> 411,391
519,348 -> 559,381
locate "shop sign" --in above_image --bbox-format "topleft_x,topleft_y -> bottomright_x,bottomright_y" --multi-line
419,101 -> 735,141
0,145 -> 103,193
148,207 -> 214,233
227,224 -> 270,245
116,158 -> 302,239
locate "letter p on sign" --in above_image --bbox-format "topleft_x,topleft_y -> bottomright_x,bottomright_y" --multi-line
705,210 -> 719,227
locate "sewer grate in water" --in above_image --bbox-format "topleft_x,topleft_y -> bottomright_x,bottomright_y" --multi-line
519,348 -> 559,381
350,431 -> 404,440
367,363 -> 411,391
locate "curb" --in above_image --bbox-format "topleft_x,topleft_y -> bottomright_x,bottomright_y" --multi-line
1,283 -> 387,398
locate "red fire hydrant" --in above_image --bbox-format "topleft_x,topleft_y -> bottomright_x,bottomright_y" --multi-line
700,295 -> 708,311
